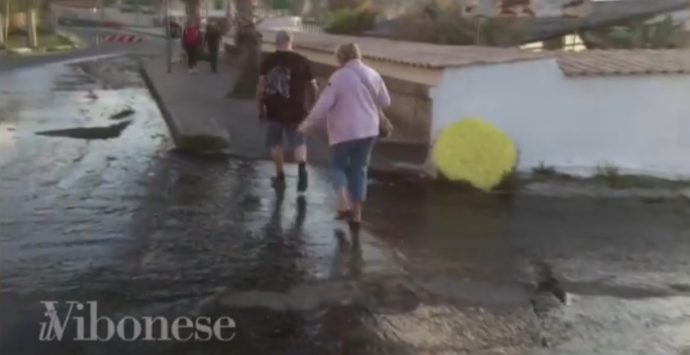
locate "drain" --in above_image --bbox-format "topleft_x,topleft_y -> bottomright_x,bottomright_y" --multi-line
35,121 -> 132,139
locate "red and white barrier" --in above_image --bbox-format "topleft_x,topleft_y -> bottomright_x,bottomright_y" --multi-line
100,34 -> 143,43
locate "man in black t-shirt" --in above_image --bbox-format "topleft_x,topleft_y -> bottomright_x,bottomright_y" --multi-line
257,30 -> 318,192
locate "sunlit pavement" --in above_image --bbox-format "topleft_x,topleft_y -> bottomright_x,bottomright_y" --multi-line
1,55 -> 690,354
0,27 -> 165,72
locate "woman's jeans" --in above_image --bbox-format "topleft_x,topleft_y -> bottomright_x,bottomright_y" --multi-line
330,137 -> 376,203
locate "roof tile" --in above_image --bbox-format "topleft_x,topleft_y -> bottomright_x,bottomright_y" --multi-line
261,30 -> 552,69
558,50 -> 690,76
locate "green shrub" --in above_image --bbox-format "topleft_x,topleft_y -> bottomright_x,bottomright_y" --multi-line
325,7 -> 378,35
389,10 -> 529,46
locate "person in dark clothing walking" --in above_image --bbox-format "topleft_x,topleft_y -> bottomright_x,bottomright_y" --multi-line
257,30 -> 318,193
205,21 -> 222,73
182,19 -> 202,73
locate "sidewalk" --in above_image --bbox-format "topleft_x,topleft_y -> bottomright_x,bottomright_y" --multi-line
141,55 -> 430,175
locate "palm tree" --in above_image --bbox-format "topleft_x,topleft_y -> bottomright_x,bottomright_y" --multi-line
230,0 -> 261,98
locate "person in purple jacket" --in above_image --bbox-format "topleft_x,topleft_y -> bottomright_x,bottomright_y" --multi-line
299,43 -> 391,231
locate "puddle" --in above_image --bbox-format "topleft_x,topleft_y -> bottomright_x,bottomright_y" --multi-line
35,120 -> 132,139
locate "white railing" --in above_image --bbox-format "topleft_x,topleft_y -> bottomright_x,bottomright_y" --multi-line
256,15 -> 324,33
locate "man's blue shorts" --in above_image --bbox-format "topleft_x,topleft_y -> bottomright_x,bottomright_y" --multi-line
265,121 -> 306,148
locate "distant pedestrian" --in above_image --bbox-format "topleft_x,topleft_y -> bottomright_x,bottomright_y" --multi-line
257,30 -> 318,193
182,18 -> 202,73
298,43 -> 391,231
205,20 -> 222,73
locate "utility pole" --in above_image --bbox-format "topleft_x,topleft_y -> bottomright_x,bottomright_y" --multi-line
164,0 -> 171,73
135,0 -> 140,26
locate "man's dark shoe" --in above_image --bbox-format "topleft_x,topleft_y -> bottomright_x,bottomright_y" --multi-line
348,220 -> 361,236
271,173 -> 286,189
297,163 -> 308,193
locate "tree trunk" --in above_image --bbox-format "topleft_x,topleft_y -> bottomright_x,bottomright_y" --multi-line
184,0 -> 200,18
230,0 -> 261,98
27,6 -> 37,48
293,0 -> 313,16
0,8 -> 5,48
4,0 -> 11,42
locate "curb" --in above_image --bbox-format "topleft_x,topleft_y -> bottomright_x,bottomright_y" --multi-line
57,30 -> 84,49
6,47 -> 33,55
122,27 -> 167,39
139,63 -> 183,145
139,62 -> 231,152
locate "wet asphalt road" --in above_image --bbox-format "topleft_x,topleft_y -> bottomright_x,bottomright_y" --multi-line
2,50 -> 690,354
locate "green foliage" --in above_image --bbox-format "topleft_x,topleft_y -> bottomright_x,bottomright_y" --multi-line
389,1 -> 530,47
532,162 -> 558,179
429,13 -> 475,45
595,162 -> 623,188
5,33 -> 69,49
479,18 -> 530,46
325,7 -> 378,35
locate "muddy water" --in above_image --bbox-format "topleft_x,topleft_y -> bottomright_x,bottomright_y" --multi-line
2,56 -> 690,354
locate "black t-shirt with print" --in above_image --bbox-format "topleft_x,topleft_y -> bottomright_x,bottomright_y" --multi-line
260,51 -> 314,125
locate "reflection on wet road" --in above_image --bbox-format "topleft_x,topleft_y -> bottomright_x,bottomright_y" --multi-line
1,55 -> 690,354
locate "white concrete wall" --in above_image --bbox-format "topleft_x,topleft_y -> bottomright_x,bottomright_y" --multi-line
431,59 -> 690,178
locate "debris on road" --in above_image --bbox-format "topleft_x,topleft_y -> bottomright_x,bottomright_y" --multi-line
35,120 -> 132,139
110,108 -> 135,120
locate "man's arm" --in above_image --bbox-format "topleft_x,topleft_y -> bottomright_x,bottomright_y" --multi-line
299,78 -> 336,133
303,59 -> 318,110
305,79 -> 319,110
256,76 -> 266,120
256,55 -> 271,120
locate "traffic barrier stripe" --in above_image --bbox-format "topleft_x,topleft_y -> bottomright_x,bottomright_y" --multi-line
100,34 -> 143,43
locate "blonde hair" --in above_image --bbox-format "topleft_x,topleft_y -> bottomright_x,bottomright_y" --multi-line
335,43 -> 362,64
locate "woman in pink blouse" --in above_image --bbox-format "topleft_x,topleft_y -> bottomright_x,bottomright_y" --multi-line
299,43 -> 391,230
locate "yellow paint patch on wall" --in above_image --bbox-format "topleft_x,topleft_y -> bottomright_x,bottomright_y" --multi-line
433,119 -> 517,190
